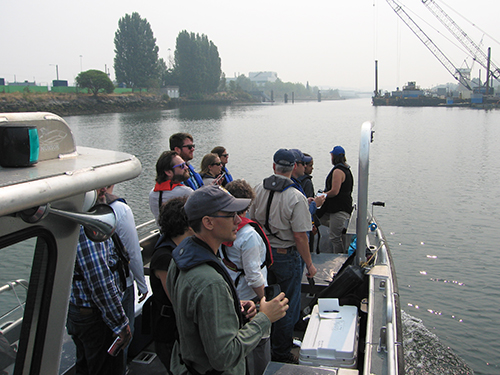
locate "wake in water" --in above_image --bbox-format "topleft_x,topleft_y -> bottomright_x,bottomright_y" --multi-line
402,310 -> 474,374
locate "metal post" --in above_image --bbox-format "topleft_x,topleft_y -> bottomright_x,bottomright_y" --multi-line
356,121 -> 374,266
375,60 -> 379,97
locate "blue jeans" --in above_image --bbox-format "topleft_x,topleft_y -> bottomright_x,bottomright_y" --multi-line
67,304 -> 124,375
268,247 -> 302,360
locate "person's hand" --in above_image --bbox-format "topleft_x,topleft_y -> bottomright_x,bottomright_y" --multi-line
306,263 -> 317,278
138,291 -> 148,303
212,173 -> 224,185
118,324 -> 132,348
314,195 -> 326,208
259,292 -> 289,323
241,300 -> 257,320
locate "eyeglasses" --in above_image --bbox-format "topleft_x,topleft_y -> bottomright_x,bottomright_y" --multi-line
172,162 -> 188,169
209,212 -> 238,220
182,144 -> 195,150
221,154 -> 229,157
211,162 -> 222,166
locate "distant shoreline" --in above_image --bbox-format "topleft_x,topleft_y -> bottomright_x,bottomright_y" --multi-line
0,92 -> 240,117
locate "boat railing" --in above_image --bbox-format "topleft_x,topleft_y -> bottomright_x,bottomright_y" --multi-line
0,279 -> 29,342
0,279 -> 28,295
385,274 -> 397,375
136,219 -> 161,269
136,219 -> 156,232
371,231 -> 400,375
136,219 -> 159,242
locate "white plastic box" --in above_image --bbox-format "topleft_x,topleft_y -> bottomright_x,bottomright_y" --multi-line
299,298 -> 359,368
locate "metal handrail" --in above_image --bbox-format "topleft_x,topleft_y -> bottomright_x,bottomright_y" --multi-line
0,279 -> 28,295
136,219 -> 156,231
356,121 -> 374,266
385,274 -> 397,375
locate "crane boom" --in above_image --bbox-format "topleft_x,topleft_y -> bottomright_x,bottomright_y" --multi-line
421,0 -> 500,81
386,0 -> 472,90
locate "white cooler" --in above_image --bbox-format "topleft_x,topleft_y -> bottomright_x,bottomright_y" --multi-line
299,298 -> 359,368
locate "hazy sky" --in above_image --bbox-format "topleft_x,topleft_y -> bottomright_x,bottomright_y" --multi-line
2,0 -> 499,92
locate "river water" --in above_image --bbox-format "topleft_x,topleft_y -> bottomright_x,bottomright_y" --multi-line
66,98 -> 499,374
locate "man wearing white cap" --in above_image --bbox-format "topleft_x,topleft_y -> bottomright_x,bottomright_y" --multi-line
166,185 -> 289,375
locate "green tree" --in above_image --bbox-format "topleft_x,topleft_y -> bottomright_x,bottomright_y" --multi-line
235,75 -> 258,92
76,70 -> 114,96
158,57 -> 178,87
263,78 -> 319,100
114,12 -> 159,89
174,31 -> 221,95
218,72 -> 227,91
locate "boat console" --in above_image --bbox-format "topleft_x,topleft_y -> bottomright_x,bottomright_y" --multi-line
0,112 -> 141,375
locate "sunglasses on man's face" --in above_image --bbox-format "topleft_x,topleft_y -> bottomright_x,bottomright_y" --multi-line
182,144 -> 195,150
172,162 -> 188,170
209,212 -> 238,220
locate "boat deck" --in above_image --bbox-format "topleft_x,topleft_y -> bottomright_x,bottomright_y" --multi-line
127,344 -> 167,375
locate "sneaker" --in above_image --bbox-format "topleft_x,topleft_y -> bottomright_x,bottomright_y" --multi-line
272,352 -> 299,364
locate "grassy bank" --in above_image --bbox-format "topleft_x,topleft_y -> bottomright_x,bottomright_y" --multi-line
0,92 -> 180,116
0,91 -> 250,117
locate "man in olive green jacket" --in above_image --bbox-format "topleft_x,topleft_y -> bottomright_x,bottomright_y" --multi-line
166,185 -> 289,374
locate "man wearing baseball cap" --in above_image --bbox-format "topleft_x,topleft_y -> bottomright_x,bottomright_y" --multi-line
249,149 -> 317,364
166,185 -> 289,375
322,145 -> 354,253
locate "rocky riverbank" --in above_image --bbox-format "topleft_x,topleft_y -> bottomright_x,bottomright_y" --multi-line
0,92 -> 238,116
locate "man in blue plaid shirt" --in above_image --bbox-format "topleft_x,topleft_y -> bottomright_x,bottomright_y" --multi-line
67,226 -> 131,374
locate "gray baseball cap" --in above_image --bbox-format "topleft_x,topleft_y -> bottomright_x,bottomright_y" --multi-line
184,185 -> 251,220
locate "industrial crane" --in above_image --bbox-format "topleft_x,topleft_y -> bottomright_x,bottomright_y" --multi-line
385,0 -> 473,90
421,0 -> 500,82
